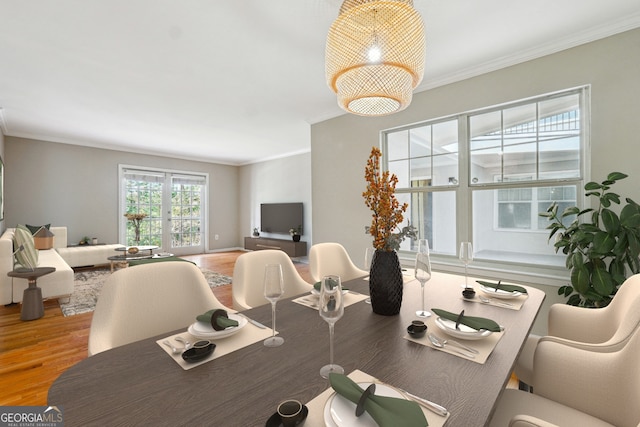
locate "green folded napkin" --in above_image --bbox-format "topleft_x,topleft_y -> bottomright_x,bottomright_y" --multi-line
476,280 -> 527,294
432,308 -> 501,332
329,373 -> 428,427
314,281 -> 348,291
196,309 -> 238,330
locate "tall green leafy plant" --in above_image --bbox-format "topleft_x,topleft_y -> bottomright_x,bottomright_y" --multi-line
540,172 -> 640,307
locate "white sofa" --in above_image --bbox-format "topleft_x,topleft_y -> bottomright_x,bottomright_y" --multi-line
57,243 -> 124,269
1,227 -> 127,305
0,226 -> 74,305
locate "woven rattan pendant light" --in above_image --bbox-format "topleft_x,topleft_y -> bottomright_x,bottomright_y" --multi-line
326,0 -> 425,116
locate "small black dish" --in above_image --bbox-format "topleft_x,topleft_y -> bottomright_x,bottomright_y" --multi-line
411,320 -> 427,331
407,324 -> 427,338
462,288 -> 476,300
181,340 -> 216,363
265,405 -> 308,427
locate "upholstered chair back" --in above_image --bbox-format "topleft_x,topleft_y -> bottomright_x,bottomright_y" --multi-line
493,322 -> 640,426
309,242 -> 367,283
88,261 -> 228,356
548,273 -> 640,345
532,322 -> 640,427
232,249 -> 311,311
515,273 -> 640,387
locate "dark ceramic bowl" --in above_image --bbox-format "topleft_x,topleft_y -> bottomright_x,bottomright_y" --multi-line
265,405 -> 309,427
407,324 -> 427,338
411,320 -> 427,331
181,340 -> 216,363
462,288 -> 477,300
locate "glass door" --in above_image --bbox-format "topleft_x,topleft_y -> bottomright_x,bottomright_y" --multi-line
120,166 -> 207,255
168,174 -> 205,255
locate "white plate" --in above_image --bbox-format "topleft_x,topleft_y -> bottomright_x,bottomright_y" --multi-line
479,284 -> 522,299
435,317 -> 492,340
323,382 -> 403,427
187,313 -> 247,339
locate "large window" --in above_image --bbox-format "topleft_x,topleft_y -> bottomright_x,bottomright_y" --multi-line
385,119 -> 459,253
382,87 -> 587,268
120,166 -> 208,255
123,170 -> 164,246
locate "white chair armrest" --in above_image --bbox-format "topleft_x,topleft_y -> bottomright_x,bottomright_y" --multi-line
547,303 -> 608,342
516,332 -> 631,389
538,334 -> 629,353
509,414 -> 559,427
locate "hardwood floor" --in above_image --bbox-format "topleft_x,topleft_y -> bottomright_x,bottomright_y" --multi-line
0,251 -> 312,406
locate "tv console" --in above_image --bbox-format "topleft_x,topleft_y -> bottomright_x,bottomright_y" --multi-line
244,237 -> 307,257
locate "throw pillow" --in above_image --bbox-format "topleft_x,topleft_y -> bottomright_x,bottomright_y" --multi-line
26,223 -> 51,235
14,224 -> 39,270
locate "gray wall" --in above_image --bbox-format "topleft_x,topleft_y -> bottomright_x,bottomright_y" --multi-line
3,138 -> 313,254
310,28 -> 640,334
239,152 -> 312,252
0,129 -> 4,233
4,137 -> 239,250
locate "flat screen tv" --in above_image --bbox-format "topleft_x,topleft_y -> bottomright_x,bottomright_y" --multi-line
260,203 -> 303,234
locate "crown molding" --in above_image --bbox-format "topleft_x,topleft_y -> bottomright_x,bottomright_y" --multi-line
314,15 -> 640,123
417,15 -> 640,93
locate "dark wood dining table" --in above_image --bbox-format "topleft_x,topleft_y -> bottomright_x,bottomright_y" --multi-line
48,271 -> 545,426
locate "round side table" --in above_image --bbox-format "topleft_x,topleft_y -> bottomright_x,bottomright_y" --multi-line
8,267 -> 56,321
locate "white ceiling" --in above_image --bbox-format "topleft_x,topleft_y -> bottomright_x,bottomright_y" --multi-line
1,1 -> 639,166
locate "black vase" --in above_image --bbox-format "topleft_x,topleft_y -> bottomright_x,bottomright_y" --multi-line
369,249 -> 403,315
292,234 -> 301,242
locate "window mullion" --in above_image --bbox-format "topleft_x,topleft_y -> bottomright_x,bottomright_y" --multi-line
458,115 -> 470,245
536,102 -> 540,180
500,110 -> 505,183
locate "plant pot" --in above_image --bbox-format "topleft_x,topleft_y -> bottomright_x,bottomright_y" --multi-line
369,249 -> 403,315
292,235 -> 301,242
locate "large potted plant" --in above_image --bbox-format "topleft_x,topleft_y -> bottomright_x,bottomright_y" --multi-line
363,147 -> 416,315
541,172 -> 640,307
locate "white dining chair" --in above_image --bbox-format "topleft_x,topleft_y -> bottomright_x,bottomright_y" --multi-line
514,273 -> 640,389
507,415 -> 559,427
231,249 -> 312,311
491,322 -> 640,427
309,242 -> 368,283
88,261 -> 230,356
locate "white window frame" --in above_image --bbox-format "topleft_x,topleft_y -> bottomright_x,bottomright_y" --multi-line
381,86 -> 590,285
493,174 -> 579,233
118,165 -> 209,254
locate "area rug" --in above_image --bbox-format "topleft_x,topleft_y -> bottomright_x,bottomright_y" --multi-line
59,268 -> 232,317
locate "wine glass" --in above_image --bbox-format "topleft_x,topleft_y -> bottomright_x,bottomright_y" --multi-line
319,275 -> 345,378
363,247 -> 375,304
364,247 -> 375,271
414,239 -> 432,317
263,263 -> 285,347
459,242 -> 474,289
